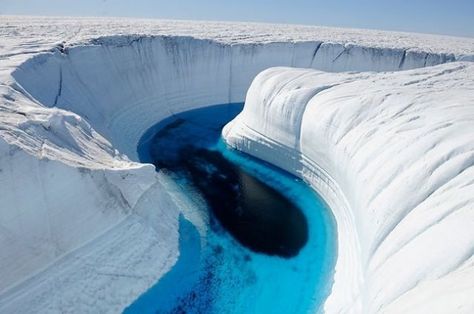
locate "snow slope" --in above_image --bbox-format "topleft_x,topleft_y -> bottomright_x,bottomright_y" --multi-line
223,64 -> 474,313
0,16 -> 473,313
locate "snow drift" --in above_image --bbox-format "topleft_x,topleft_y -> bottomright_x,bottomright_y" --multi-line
1,16 -> 474,313
223,64 -> 474,313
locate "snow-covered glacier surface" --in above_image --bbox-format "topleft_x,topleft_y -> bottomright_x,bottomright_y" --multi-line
0,16 -> 473,313
223,64 -> 474,313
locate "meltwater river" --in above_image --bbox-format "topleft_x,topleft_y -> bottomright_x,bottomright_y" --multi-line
125,104 -> 336,314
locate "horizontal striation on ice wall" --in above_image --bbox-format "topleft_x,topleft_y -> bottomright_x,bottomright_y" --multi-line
223,63 -> 474,313
11,34 -> 470,161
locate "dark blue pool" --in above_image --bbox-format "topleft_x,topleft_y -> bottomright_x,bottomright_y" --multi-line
125,103 -> 336,314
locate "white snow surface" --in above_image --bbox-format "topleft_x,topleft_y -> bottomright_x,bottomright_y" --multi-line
223,64 -> 474,313
0,16 -> 473,313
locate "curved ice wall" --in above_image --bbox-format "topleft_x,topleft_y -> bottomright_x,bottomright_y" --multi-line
12,36 -> 462,160
1,31 -> 473,312
223,65 -> 474,313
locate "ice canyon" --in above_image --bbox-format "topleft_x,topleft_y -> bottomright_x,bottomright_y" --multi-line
0,16 -> 474,313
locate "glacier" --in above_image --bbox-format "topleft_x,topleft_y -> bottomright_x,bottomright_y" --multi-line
0,15 -> 473,313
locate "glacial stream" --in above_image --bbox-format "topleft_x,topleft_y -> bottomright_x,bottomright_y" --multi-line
126,104 -> 336,314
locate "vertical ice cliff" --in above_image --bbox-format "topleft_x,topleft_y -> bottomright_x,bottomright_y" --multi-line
1,17 -> 474,312
12,35 -> 468,160
223,64 -> 474,313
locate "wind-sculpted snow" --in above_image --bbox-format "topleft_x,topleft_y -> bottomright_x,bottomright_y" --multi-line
0,16 -> 473,313
223,64 -> 474,313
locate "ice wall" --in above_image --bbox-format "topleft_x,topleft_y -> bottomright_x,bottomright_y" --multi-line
223,64 -> 474,313
0,81 -> 164,293
12,36 -> 464,160
1,31 -> 473,312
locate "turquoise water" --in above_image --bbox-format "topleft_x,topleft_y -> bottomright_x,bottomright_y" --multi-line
125,104 -> 336,314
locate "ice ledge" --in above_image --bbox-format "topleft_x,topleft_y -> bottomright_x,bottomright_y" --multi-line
223,64 -> 474,313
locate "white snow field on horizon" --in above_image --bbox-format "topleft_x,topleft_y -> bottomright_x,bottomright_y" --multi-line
1,16 -> 474,313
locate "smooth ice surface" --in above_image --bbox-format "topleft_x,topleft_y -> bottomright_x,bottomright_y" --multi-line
223,64 -> 474,313
128,104 -> 335,313
1,16 -> 474,313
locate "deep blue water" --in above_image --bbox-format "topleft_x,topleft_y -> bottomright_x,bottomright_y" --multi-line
125,104 -> 336,314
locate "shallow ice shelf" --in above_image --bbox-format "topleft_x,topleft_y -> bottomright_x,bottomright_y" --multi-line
126,104 -> 336,313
